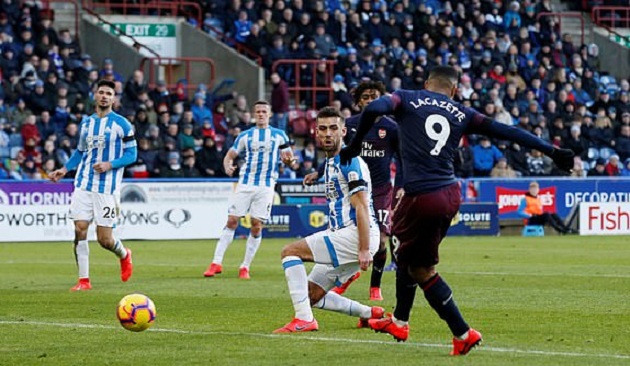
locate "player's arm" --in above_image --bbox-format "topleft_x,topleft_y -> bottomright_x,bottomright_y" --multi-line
279,133 -> 296,166
94,120 -> 138,173
342,95 -> 398,154
303,164 -> 324,186
223,148 -> 239,177
50,118 -> 88,181
224,131 -> 246,176
349,189 -> 372,271
110,137 -> 138,169
469,115 -> 574,172
49,149 -> 84,182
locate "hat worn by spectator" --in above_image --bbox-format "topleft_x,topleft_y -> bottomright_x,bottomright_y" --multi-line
347,47 -> 357,55
81,54 -> 91,61
35,80 -> 44,87
194,92 -> 205,100
103,58 -> 114,65
333,74 -> 344,83
596,158 -> 607,165
157,80 -> 167,87
168,152 -> 180,161
371,38 -> 382,47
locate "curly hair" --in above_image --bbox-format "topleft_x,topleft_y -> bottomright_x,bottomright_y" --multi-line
352,80 -> 387,105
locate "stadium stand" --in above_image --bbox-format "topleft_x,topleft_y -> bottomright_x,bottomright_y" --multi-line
0,0 -> 629,181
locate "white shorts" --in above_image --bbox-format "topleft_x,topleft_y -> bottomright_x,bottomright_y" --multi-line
305,225 -> 380,267
69,189 -> 119,227
308,263 -> 362,292
227,185 -> 275,222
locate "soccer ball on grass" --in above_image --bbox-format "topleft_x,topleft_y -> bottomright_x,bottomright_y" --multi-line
116,294 -> 156,332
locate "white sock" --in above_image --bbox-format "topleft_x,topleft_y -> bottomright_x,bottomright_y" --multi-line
75,240 -> 89,279
282,256 -> 313,321
393,316 -> 408,327
111,239 -> 127,259
212,227 -> 235,264
314,291 -> 371,318
457,330 -> 470,340
241,233 -> 262,269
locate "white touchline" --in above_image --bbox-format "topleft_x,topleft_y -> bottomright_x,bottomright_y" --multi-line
0,320 -> 628,360
2,260 -> 629,279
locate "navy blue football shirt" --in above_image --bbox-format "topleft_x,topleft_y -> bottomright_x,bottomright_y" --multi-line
344,114 -> 400,188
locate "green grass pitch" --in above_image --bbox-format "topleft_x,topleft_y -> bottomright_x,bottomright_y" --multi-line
1,235 -> 629,365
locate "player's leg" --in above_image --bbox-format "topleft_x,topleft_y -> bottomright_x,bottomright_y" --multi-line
239,187 -> 274,278
309,264 -> 384,327
405,184 -> 481,355
205,186 -> 251,277
68,189 -> 93,291
94,193 -> 132,282
274,238 -> 318,333
368,186 -> 393,299
71,220 -> 91,291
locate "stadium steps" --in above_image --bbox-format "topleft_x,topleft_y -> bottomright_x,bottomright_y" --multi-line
551,0 -> 594,45
47,2 -> 79,37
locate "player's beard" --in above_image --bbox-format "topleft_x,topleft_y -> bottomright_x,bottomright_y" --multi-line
322,138 -> 341,156
96,102 -> 112,114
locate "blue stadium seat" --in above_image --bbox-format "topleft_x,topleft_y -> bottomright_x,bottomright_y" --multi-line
522,225 -> 545,237
599,147 -> 615,160
587,147 -> 600,160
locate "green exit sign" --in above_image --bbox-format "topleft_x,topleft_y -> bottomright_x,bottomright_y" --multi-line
108,23 -> 175,37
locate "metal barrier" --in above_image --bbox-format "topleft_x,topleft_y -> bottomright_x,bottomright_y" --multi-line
82,0 -> 202,28
271,59 -> 337,110
139,57 -> 216,94
202,22 -> 263,66
24,0 -> 80,39
592,6 -> 630,29
537,12 -> 585,45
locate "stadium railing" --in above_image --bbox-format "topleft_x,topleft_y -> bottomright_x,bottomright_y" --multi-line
537,12 -> 585,45
271,59 -> 337,110
27,0 -> 81,40
81,0 -> 202,29
591,6 -> 630,29
139,56 -> 216,95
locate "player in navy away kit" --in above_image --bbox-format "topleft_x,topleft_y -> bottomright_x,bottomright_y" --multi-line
341,66 -> 574,356
306,81 -> 400,301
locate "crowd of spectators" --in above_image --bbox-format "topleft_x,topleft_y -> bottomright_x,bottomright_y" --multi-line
203,0 -> 630,178
1,0 -> 630,181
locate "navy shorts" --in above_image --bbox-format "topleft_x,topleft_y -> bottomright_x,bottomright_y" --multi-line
372,183 -> 393,235
392,183 -> 461,269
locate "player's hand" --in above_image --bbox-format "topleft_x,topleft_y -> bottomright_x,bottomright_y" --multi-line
93,162 -> 112,173
550,148 -> 575,173
280,150 -> 297,167
339,145 -> 360,165
303,171 -> 319,186
224,164 -> 236,177
48,167 -> 67,182
358,249 -> 372,271
395,188 -> 405,200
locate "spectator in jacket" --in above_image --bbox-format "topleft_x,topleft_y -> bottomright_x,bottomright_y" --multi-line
472,136 -> 503,176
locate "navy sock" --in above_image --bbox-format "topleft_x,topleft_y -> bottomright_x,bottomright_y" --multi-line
370,248 -> 387,288
421,273 -> 469,337
392,267 -> 417,322
388,237 -> 397,264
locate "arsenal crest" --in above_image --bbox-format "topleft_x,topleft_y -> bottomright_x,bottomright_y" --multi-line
378,129 -> 386,138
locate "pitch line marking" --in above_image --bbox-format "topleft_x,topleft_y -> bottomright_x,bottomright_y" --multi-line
2,260 -> 630,279
0,320 -> 628,360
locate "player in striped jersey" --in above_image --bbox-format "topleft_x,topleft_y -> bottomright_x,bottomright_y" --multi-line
203,100 -> 295,279
49,79 -> 137,291
274,107 -> 382,333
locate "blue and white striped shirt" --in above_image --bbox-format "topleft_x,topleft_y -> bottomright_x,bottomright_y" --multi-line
75,112 -> 136,195
324,155 -> 378,231
231,126 -> 290,187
